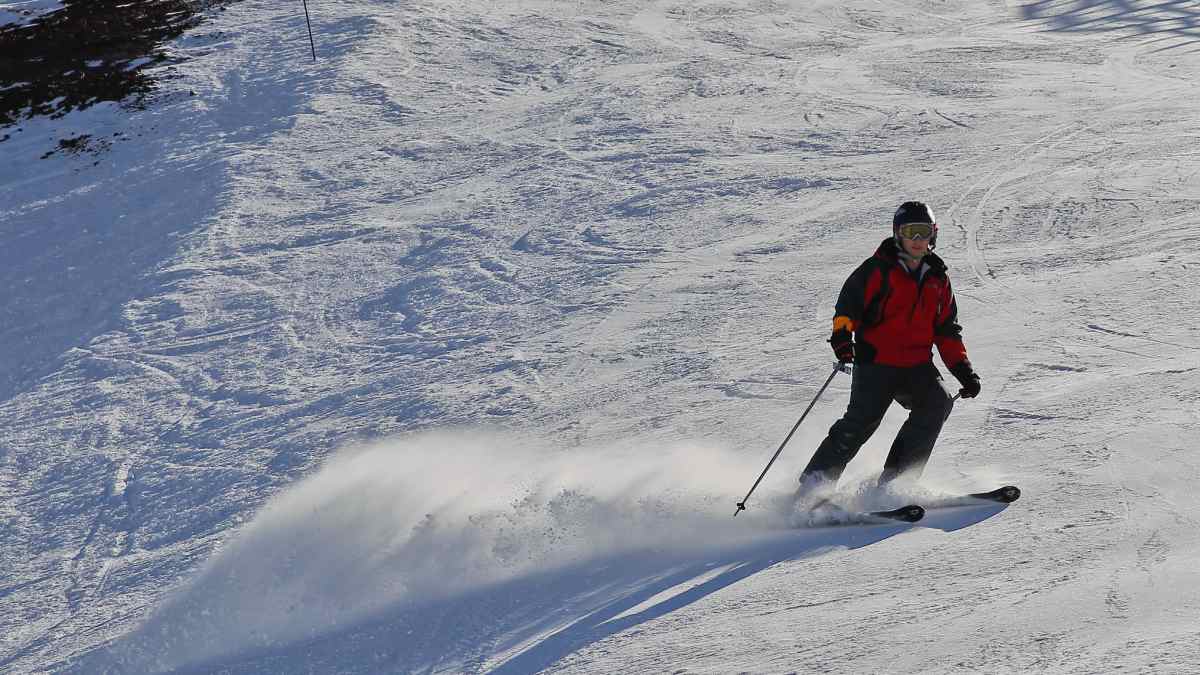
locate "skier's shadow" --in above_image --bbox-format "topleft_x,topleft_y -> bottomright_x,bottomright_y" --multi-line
919,502 -> 1009,533
107,505 -> 1007,674
489,504 -> 1006,674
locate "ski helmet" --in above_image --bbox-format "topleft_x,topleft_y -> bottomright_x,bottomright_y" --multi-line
893,201 -> 937,248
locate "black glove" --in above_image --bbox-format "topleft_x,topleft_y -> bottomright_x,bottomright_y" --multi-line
949,360 -> 981,399
829,328 -> 854,364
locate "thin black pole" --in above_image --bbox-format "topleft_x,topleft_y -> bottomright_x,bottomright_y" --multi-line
301,0 -> 317,62
734,365 -> 843,516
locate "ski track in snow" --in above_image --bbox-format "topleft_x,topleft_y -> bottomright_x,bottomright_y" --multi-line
3,0 -> 1200,673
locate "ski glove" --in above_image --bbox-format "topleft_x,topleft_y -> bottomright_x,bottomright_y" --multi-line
949,360 -> 981,399
829,328 -> 854,364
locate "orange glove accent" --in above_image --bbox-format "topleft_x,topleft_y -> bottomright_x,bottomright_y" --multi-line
832,315 -> 857,333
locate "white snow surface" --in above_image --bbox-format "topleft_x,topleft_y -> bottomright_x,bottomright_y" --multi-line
3,0 -> 1200,673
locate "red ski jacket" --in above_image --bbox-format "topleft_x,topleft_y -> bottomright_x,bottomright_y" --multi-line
832,238 -> 969,368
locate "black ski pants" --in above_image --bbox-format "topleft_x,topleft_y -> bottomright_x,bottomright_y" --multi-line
801,362 -> 954,486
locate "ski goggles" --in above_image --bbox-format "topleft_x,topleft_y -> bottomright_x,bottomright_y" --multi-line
896,223 -> 935,241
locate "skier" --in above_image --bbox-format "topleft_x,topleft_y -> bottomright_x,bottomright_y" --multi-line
797,201 -> 981,500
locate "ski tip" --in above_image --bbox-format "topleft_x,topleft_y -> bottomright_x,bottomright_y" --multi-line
870,504 -> 924,523
995,485 -> 1021,503
969,485 -> 1021,503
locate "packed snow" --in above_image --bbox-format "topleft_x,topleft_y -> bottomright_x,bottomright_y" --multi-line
2,0 -> 1200,673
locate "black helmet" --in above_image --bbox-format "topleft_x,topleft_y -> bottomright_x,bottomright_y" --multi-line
893,201 -> 937,249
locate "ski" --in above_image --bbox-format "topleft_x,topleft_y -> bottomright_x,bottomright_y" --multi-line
967,485 -> 1021,503
796,500 -> 925,528
921,485 -> 1022,510
868,504 -> 926,522
790,487 -> 1015,529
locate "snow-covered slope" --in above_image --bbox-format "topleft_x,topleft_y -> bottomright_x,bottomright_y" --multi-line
3,0 -> 1200,672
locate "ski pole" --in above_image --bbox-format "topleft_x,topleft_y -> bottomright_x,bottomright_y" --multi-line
301,0 -> 317,62
734,364 -> 844,516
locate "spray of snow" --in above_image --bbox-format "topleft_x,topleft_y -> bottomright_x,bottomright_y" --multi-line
108,429 -> 792,671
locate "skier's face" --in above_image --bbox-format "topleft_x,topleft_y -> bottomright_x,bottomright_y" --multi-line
899,234 -> 930,258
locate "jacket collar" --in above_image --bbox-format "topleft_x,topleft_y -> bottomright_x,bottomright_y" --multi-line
875,237 -> 947,274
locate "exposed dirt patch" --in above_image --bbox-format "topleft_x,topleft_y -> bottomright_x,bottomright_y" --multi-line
0,0 -> 237,132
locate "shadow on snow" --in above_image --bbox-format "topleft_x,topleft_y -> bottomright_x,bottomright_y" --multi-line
1018,0 -> 1200,52
100,504 -> 1007,674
